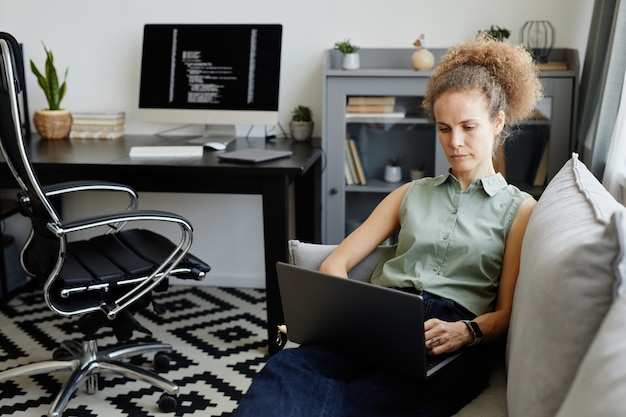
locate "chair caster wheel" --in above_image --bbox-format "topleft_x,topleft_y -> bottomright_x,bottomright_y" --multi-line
52,347 -> 72,360
158,393 -> 178,412
154,351 -> 171,372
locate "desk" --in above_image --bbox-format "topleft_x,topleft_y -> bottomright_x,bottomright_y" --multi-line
0,134 -> 322,354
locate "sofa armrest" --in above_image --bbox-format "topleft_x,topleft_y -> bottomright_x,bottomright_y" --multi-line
288,240 -> 393,282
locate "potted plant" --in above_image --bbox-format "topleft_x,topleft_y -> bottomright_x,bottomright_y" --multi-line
480,25 -> 511,42
384,156 -> 404,183
30,42 -> 71,139
290,105 -> 314,141
334,39 -> 360,70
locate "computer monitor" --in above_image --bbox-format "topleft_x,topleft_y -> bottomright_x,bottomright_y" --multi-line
137,24 -> 282,143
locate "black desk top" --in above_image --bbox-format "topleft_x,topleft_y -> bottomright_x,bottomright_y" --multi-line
0,135 -> 322,194
15,134 -> 321,174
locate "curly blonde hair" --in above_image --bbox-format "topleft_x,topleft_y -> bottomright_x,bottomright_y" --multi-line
423,33 -> 543,128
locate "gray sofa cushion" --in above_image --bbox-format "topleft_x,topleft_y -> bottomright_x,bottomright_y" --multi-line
506,154 -> 626,417
555,214 -> 626,416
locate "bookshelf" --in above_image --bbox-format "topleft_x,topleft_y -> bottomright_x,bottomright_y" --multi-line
321,48 -> 579,244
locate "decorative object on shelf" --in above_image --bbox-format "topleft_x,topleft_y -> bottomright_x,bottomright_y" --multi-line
334,39 -> 360,70
520,20 -> 555,63
480,25 -> 511,42
410,34 -> 435,71
384,156 -> 404,183
30,42 -> 70,139
410,167 -> 425,180
290,105 -> 314,141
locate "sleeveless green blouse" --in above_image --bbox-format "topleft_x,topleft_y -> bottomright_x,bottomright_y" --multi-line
370,172 -> 530,316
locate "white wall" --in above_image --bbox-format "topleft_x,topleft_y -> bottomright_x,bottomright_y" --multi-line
0,0 -> 594,287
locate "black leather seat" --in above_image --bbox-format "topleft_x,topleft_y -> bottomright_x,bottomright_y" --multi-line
0,32 -> 211,417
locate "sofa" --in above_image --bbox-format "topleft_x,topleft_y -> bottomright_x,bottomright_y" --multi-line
287,153 -> 626,417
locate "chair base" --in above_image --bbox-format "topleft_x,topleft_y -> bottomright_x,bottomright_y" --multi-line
0,339 -> 179,417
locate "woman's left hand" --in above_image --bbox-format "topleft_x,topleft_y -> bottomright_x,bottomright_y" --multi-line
424,318 -> 470,355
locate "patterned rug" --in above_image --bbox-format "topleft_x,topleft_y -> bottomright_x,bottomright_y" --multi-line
0,285 -> 269,417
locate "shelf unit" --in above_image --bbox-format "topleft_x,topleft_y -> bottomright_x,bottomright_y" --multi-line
321,48 -> 579,244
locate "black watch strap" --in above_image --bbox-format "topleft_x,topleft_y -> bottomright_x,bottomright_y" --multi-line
463,320 -> 483,346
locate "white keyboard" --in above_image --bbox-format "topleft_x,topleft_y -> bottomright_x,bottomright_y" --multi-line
129,146 -> 204,158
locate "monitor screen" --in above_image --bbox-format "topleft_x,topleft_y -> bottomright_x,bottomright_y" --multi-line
137,24 -> 282,141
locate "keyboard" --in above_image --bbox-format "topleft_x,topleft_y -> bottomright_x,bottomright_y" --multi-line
129,146 -> 204,158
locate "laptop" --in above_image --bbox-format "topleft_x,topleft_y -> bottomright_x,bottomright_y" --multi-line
217,148 -> 292,163
276,262 -> 462,381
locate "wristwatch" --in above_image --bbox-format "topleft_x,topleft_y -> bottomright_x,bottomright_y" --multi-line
462,320 -> 483,346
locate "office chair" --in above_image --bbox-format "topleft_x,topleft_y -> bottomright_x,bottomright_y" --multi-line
0,32 -> 211,417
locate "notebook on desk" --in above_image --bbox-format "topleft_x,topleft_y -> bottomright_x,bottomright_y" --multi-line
276,262 -> 462,381
217,148 -> 292,163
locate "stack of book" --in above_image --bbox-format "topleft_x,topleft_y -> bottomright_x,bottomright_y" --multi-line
344,138 -> 368,185
345,96 -> 404,118
69,111 -> 125,140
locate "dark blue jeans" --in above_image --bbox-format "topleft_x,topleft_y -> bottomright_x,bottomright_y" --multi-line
233,292 -> 494,417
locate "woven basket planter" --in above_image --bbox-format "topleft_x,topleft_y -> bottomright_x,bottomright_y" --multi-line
33,109 -> 71,140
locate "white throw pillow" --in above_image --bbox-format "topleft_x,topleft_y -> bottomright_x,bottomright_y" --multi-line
506,154 -> 626,417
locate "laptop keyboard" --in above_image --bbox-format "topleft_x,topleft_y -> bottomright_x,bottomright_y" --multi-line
426,356 -> 442,371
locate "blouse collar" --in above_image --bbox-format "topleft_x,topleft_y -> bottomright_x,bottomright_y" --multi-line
434,170 -> 508,197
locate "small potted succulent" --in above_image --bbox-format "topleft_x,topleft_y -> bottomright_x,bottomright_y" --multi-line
30,42 -> 70,139
384,156 -> 404,183
290,105 -> 314,141
334,39 -> 360,70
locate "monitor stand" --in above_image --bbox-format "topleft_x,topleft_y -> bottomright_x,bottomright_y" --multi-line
187,124 -> 236,145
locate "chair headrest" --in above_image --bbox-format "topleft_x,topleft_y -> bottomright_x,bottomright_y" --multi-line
0,32 -> 25,94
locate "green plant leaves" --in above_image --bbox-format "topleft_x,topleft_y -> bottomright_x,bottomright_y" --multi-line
29,43 -> 67,110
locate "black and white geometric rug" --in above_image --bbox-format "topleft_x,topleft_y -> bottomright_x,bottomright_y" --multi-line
0,286 -> 269,417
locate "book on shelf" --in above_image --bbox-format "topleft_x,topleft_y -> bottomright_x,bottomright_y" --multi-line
347,96 -> 396,106
345,112 -> 405,119
348,138 -> 368,185
345,139 -> 360,185
537,61 -> 568,71
344,152 -> 355,185
346,104 -> 396,113
69,130 -> 124,140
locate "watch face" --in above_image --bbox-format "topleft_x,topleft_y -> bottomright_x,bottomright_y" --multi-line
470,321 -> 483,338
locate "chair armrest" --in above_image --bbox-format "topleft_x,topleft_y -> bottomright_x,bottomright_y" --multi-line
17,181 -> 139,233
288,240 -> 394,283
52,209 -> 191,236
41,180 -> 139,210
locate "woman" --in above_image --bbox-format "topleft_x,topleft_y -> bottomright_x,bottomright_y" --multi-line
234,34 -> 543,417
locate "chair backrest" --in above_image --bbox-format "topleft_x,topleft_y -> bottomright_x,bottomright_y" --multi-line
1,34 -> 210,340
0,34 -> 64,281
